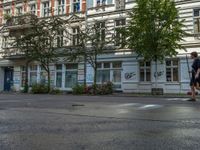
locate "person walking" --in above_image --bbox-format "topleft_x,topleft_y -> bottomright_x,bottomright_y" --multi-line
188,51 -> 200,101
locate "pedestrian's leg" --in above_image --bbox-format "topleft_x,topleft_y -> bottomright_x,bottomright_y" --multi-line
188,85 -> 196,101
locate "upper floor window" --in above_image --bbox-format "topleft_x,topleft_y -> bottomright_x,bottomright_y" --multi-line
57,0 -> 65,15
72,27 -> 80,46
16,7 -> 23,15
87,0 -> 93,8
97,0 -> 106,6
166,59 -> 179,82
95,22 -> 105,42
29,4 -> 36,15
194,9 -> 200,33
4,9 -> 11,15
42,1 -> 50,17
2,36 -> 8,48
57,30 -> 64,47
115,0 -> 125,10
115,19 -> 126,48
139,61 -> 151,82
73,0 -> 80,13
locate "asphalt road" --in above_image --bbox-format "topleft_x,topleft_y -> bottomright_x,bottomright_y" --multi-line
0,94 -> 200,150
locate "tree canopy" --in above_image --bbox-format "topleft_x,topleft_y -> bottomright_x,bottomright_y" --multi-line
126,0 -> 186,62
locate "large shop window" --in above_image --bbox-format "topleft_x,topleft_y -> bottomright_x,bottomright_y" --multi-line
194,9 -> 200,34
97,62 -> 122,89
57,0 -> 65,15
30,65 -> 37,86
40,66 -> 47,84
56,64 -> 62,88
65,64 -> 78,88
166,59 -> 179,82
139,61 -> 151,82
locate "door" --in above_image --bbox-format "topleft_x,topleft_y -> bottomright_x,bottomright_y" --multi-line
4,67 -> 13,91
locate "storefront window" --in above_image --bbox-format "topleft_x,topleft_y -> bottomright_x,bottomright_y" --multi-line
30,65 -> 37,86
65,64 -> 78,88
56,64 -> 62,88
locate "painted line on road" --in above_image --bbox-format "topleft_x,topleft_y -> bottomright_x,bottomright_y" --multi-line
166,98 -> 189,101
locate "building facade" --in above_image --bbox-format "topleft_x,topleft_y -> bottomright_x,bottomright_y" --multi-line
0,0 -> 199,94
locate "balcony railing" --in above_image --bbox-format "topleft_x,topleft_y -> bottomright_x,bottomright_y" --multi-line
4,14 -> 37,30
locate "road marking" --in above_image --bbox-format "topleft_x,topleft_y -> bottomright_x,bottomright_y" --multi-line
166,98 -> 189,101
138,104 -> 163,110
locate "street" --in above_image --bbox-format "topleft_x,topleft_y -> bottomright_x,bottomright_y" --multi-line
0,94 -> 200,150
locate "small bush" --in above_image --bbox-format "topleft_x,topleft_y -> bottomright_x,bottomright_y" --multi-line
49,88 -> 61,94
31,84 -> 48,94
72,84 -> 85,95
85,82 -> 113,95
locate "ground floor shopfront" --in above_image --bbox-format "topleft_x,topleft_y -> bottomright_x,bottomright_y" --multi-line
0,52 -> 194,94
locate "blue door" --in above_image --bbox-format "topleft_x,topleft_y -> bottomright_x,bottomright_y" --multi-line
4,67 -> 13,91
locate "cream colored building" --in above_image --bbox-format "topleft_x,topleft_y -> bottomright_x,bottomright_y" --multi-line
0,0 -> 199,93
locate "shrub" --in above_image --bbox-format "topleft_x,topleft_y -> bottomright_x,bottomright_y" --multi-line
85,82 -> 113,95
72,84 -> 85,95
31,84 -> 48,94
49,88 -> 61,94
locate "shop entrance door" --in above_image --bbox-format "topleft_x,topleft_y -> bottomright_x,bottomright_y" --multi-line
4,67 -> 13,91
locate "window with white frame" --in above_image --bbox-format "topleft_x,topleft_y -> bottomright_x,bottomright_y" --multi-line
2,36 -> 8,48
166,59 -> 179,82
57,0 -> 65,15
30,65 -> 37,86
57,30 -> 64,47
97,0 -> 106,6
4,9 -> 11,15
97,62 -> 122,89
194,9 -> 200,33
29,4 -> 36,15
16,7 -> 23,15
40,66 -> 47,84
56,64 -> 62,88
42,1 -> 50,17
21,66 -> 26,87
72,27 -> 79,46
95,22 -> 105,42
65,64 -> 78,88
115,0 -> 125,10
115,19 -> 126,48
73,0 -> 80,13
87,0 -> 93,8
139,61 -> 151,82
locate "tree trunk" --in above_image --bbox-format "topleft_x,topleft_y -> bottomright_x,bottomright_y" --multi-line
84,50 -> 87,87
47,67 -> 51,93
93,53 -> 97,94
24,60 -> 30,93
155,59 -> 158,88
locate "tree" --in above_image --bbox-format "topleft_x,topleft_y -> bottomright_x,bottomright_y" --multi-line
7,14 -> 39,92
8,15 -> 69,92
68,21 -> 115,94
27,16 -> 68,92
126,0 -> 186,86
